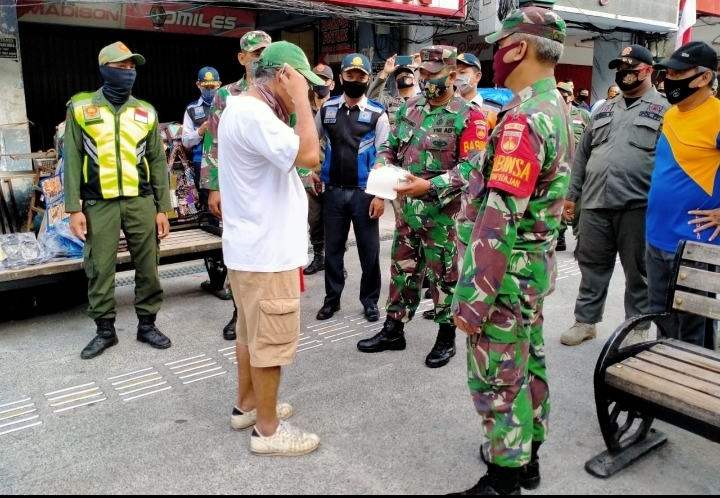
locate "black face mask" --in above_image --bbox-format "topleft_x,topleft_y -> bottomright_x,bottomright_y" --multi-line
664,72 -> 706,105
342,79 -> 368,99
313,85 -> 331,98
577,94 -> 588,102
396,76 -> 414,89
99,65 -> 136,105
615,69 -> 644,93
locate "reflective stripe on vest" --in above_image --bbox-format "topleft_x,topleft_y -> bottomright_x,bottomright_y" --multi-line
72,95 -> 155,199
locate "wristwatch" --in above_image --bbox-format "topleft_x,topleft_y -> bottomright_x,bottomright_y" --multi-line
427,182 -> 438,199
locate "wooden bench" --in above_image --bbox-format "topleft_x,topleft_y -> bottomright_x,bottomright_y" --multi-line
0,227 -> 222,292
585,240 -> 720,478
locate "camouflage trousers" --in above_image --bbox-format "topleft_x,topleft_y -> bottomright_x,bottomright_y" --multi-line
468,294 -> 549,468
386,221 -> 458,324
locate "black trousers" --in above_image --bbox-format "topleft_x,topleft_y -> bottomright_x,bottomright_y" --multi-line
323,186 -> 381,309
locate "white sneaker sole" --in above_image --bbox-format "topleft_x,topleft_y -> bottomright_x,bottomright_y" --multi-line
249,443 -> 320,457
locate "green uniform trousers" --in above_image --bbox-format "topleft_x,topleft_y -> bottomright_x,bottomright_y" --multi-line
83,195 -> 162,320
468,294 -> 549,468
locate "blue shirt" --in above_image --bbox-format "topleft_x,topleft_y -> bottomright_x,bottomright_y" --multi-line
647,97 -> 720,252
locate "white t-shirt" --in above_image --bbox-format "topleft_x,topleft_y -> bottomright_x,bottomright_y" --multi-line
218,95 -> 307,272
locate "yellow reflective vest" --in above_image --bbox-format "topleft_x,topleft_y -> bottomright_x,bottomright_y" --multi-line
63,90 -> 171,213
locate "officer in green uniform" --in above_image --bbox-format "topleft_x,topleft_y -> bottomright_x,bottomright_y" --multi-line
65,42 -> 173,360
450,7 -> 570,494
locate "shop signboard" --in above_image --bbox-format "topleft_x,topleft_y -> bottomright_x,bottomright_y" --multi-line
16,1 -> 256,37
312,0 -> 466,18
434,31 -> 492,61
318,18 -> 356,66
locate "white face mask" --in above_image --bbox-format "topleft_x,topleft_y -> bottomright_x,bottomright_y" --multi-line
454,73 -> 475,94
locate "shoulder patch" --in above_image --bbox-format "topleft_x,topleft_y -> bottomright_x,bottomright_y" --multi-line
487,114 -> 540,198
459,109 -> 488,160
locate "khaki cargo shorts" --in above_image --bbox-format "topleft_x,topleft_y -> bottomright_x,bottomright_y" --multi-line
228,269 -> 301,368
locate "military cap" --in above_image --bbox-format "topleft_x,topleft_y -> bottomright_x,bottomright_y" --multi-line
312,63 -> 334,80
485,7 -> 566,44
608,44 -> 654,69
556,81 -> 573,94
98,41 -> 145,66
457,53 -> 482,71
341,53 -> 371,75
419,45 -> 457,73
240,31 -> 271,52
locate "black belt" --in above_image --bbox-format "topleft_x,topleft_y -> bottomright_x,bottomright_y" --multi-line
326,184 -> 365,190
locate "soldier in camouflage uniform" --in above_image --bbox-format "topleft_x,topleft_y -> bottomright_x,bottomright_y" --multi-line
450,7 -> 571,495
356,45 -> 488,369
555,81 -> 590,250
200,30 -> 272,340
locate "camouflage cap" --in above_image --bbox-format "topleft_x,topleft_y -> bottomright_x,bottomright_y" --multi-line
240,31 -> 271,52
556,81 -> 573,94
485,7 -> 566,44
419,45 -> 457,74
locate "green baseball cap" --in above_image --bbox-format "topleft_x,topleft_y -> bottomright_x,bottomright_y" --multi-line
486,6 -> 566,44
98,41 -> 146,66
240,31 -> 272,52
419,45 -> 458,74
255,41 -> 325,86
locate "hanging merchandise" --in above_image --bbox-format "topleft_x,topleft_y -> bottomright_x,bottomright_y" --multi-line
161,122 -> 200,225
37,159 -> 84,260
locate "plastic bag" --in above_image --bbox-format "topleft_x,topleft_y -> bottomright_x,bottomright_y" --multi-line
0,232 -> 49,270
0,244 -> 6,270
39,217 -> 84,260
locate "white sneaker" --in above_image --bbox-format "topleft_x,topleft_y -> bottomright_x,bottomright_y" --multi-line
560,322 -> 597,346
622,329 -> 650,347
250,420 -> 320,457
230,403 -> 293,431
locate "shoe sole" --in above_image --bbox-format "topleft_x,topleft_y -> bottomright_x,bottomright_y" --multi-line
425,349 -> 456,368
223,333 -> 237,341
560,330 -> 597,346
137,338 -> 172,349
519,476 -> 541,490
250,444 -> 320,457
365,314 -> 379,322
80,337 -> 119,360
357,343 -> 406,353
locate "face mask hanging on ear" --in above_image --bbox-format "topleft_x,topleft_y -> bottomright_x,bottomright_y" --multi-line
492,41 -> 523,88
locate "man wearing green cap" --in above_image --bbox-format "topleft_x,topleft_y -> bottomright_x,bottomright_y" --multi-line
356,45 -> 488,370
64,41 -> 172,360
450,7 -> 571,494
219,41 -> 323,457
199,30 -> 271,340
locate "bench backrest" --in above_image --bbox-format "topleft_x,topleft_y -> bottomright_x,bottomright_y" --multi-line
669,241 -> 720,320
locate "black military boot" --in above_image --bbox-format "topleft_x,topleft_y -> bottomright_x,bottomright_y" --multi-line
223,304 -> 238,341
303,245 -> 325,275
449,464 -> 521,495
80,318 -> 119,360
519,441 -> 541,490
557,229 -> 567,252
425,323 -> 456,368
357,318 -> 406,353
137,314 -> 172,349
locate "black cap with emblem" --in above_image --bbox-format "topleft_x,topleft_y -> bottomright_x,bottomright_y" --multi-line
608,44 -> 654,69
654,41 -> 719,72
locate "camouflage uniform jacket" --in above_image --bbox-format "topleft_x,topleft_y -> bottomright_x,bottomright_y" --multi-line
200,77 -> 248,191
200,76 -> 312,191
376,94 -> 487,229
568,105 -> 591,146
452,77 -> 572,327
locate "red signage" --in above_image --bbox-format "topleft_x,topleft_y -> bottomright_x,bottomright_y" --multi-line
310,0 -> 466,18
124,3 -> 255,37
318,18 -> 356,66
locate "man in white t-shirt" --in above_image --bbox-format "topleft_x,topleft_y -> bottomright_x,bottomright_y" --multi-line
218,41 -> 324,457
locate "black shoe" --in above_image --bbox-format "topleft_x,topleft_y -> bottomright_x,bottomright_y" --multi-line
557,230 -> 567,252
424,288 -> 432,299
304,247 -> 324,275
449,465 -> 521,495
422,309 -> 436,320
425,324 -> 456,368
519,461 -> 540,490
137,314 -> 172,349
357,318 -> 406,353
201,280 -> 233,300
364,305 -> 379,322
317,303 -> 340,320
223,306 -> 238,341
80,319 -> 119,360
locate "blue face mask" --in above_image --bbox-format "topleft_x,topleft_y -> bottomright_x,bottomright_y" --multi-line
200,88 -> 217,104
99,65 -> 136,105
